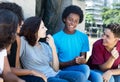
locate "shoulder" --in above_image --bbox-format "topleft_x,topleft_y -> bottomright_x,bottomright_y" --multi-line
0,49 -> 7,56
76,30 -> 88,37
20,36 -> 25,41
20,36 -> 27,43
76,30 -> 87,36
53,30 -> 63,38
40,42 -> 50,48
20,36 -> 27,49
93,39 -> 102,45
93,39 -> 103,49
116,40 -> 120,51
75,30 -> 89,42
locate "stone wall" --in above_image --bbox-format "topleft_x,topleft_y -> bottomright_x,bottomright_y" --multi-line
0,0 -> 85,33
0,0 -> 36,19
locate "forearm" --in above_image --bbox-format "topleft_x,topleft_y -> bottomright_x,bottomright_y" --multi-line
59,60 -> 76,69
3,57 -> 24,82
109,69 -> 120,75
3,72 -> 24,82
11,68 -> 32,76
0,77 -> 3,82
59,54 -> 87,69
51,45 -> 59,71
99,56 -> 115,71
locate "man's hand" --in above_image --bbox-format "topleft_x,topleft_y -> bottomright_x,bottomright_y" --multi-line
103,70 -> 112,82
111,47 -> 119,59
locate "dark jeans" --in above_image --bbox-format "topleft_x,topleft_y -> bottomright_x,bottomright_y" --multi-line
19,75 -> 45,82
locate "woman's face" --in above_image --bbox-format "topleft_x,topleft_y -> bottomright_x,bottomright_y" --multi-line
64,13 -> 80,33
17,21 -> 23,34
102,28 -> 118,47
38,21 -> 47,39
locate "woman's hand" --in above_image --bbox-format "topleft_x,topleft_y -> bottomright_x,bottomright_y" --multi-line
46,34 -> 55,48
31,70 -> 47,82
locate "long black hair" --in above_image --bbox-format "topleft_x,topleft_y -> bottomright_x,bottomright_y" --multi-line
0,9 -> 18,50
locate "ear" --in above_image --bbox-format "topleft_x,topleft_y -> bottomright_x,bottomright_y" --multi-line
115,37 -> 119,42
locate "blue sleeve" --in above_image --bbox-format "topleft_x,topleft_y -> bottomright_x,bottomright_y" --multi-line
81,34 -> 90,52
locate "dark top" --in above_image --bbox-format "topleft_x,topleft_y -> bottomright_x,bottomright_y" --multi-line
7,41 -> 17,67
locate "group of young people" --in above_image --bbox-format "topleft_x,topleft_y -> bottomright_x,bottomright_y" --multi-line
0,1 -> 120,82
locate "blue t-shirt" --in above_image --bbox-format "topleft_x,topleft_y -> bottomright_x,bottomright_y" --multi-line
53,30 -> 89,62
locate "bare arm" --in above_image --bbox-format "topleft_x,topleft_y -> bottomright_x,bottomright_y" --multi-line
59,60 -> 76,69
60,52 -> 87,69
15,36 -> 21,68
99,47 -> 119,71
2,56 -> 25,82
46,35 -> 59,71
0,77 -> 3,82
11,68 -> 47,82
99,56 -> 115,71
110,69 -> 120,75
11,68 -> 34,76
102,68 -> 120,82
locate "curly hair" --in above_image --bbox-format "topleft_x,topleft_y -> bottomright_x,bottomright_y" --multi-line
0,9 -> 18,50
105,23 -> 120,38
20,16 -> 42,46
62,5 -> 84,23
0,2 -> 24,25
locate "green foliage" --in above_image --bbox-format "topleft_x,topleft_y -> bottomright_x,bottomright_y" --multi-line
102,4 -> 120,25
85,14 -> 95,30
112,3 -> 120,6
85,14 -> 94,23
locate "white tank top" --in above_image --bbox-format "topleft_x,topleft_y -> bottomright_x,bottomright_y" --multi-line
0,49 -> 7,74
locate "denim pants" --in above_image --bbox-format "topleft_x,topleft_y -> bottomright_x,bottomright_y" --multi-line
48,70 -> 86,82
89,70 -> 103,82
62,64 -> 90,80
93,69 -> 120,82
19,75 -> 45,82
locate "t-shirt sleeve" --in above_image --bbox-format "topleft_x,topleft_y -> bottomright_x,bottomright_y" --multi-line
91,42 -> 104,65
81,34 -> 89,52
20,37 -> 26,57
44,43 -> 53,62
0,49 -> 7,74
